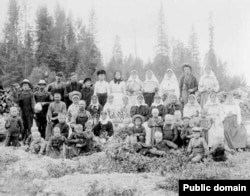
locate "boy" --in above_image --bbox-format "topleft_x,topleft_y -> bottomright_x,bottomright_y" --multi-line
199,109 -> 212,144
129,114 -> 146,143
5,106 -> 23,147
180,116 -> 193,147
55,113 -> 69,138
81,78 -> 94,108
46,127 -> 67,159
162,114 -> 178,146
94,70 -> 110,107
30,132 -> 46,156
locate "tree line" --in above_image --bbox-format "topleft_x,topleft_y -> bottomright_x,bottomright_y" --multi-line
0,0 -> 246,91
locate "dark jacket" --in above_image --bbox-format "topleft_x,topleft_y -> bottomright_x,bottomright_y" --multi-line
81,87 -> 94,108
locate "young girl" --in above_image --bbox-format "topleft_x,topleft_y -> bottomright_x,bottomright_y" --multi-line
130,94 -> 150,121
147,108 -> 164,145
129,114 -> 146,143
150,94 -> 166,119
5,106 -> 23,147
93,111 -> 114,144
118,95 -> 132,124
180,116 -> 193,147
187,127 -> 209,163
87,95 -> 103,125
55,113 -> 69,138
103,94 -> 119,120
67,91 -> 81,123
173,110 -> 185,147
29,132 -> 46,156
183,94 -> 201,118
162,114 -> 178,146
165,94 -> 182,115
199,109 -> 212,144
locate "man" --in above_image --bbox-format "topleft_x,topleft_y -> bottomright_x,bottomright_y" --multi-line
179,64 -> 198,105
64,72 -> 82,107
81,78 -> 94,108
18,79 -> 35,141
34,80 -> 51,138
47,72 -> 65,101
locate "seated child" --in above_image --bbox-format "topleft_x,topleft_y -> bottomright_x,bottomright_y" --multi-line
46,127 -> 67,159
68,124 -> 87,157
87,95 -> 103,125
180,117 -> 193,147
162,114 -> 178,146
5,106 -> 23,147
128,114 -> 146,143
93,110 -> 114,144
25,126 -> 39,151
150,94 -> 166,119
187,127 -> 209,163
149,131 -> 179,157
130,94 -> 150,121
199,109 -> 212,144
55,113 -> 69,138
29,132 -> 46,156
173,110 -> 184,147
147,108 -> 164,145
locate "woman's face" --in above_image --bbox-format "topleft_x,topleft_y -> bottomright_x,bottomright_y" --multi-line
22,83 -> 29,90
154,97 -> 161,104
72,96 -> 79,104
122,97 -> 129,105
189,96 -> 195,104
210,94 -> 217,103
137,97 -> 143,104
115,72 -> 121,79
101,112 -> 107,120
205,67 -> 211,75
167,70 -> 172,78
108,96 -> 114,103
147,71 -> 153,79
169,95 -> 177,103
131,72 -> 137,79
92,97 -> 98,104
226,94 -> 234,103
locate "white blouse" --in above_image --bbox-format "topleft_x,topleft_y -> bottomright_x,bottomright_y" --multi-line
94,81 -> 110,94
110,80 -> 126,94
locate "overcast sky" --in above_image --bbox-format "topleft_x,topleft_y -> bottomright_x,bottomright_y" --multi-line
0,0 -> 250,84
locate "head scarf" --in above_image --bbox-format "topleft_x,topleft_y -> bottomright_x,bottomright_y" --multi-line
224,92 -> 236,105
90,95 -> 100,108
204,92 -> 220,106
135,94 -> 147,107
144,70 -> 159,85
151,94 -> 164,107
114,71 -> 122,84
127,70 -> 140,83
185,94 -> 200,107
99,110 -> 111,124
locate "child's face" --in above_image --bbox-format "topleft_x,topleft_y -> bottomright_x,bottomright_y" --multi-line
174,111 -> 182,120
108,97 -> 114,103
115,72 -> 121,79
122,97 -> 129,105
155,135 -> 163,143
54,128 -> 61,137
189,97 -> 195,104
22,83 -> 29,90
193,132 -> 200,139
152,110 -> 159,117
134,118 -> 142,126
165,118 -> 172,125
54,94 -> 61,102
79,102 -> 86,109
92,97 -> 98,104
85,81 -> 91,88
101,112 -> 107,120
33,134 -> 41,142
76,127 -> 83,134
10,108 -> 18,116
154,97 -> 161,104
72,96 -> 79,104
210,94 -> 217,103
58,116 -> 66,123
183,119 -> 190,126
98,74 -> 105,81
137,97 -> 143,104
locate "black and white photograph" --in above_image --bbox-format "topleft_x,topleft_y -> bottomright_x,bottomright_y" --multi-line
0,0 -> 250,195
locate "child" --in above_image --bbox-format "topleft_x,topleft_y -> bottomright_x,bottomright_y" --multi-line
81,78 -> 94,108
147,108 -> 164,145
199,109 -> 212,144
162,114 -> 178,146
130,94 -> 150,121
173,110 -> 185,147
68,124 -> 87,157
46,127 -> 67,159
150,94 -> 166,119
103,94 -> 118,120
87,95 -> 103,125
183,94 -> 201,119
25,126 -> 39,151
165,94 -> 182,115
94,70 -> 110,107
118,95 -> 132,124
129,114 -> 146,143
149,131 -> 178,157
187,127 -> 209,163
5,106 -> 23,147
46,93 -> 67,140
93,111 -> 114,144
180,117 -> 193,147
55,113 -> 69,138
29,132 -> 46,156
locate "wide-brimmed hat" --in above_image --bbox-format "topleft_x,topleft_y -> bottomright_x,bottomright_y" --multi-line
38,79 -> 47,86
132,114 -> 144,124
84,78 -> 91,83
182,64 -> 192,70
192,127 -> 202,132
21,79 -> 32,88
69,91 -> 82,101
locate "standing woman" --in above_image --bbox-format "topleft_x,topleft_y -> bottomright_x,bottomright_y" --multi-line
126,70 -> 143,106
204,92 -> 225,148
223,92 -> 247,150
199,66 -> 219,108
109,71 -> 126,109
159,69 -> 180,102
143,70 -> 159,107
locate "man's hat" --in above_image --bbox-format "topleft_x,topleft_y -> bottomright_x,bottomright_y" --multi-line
69,91 -> 82,101
132,114 -> 144,124
182,64 -> 192,70
83,78 -> 91,83
20,79 -> 32,88
97,70 -> 106,75
38,79 -> 47,85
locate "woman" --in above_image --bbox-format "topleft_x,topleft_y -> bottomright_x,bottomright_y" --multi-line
109,71 -> 126,109
67,91 -> 81,123
143,70 -> 159,107
150,94 -> 166,119
130,94 -> 150,121
159,69 -> 180,102
87,95 -> 103,125
118,95 -> 132,123
103,94 -> 119,120
204,92 -> 225,147
126,70 -> 143,106
223,92 -> 247,150
165,94 -> 182,115
183,94 -> 201,118
199,66 -> 219,108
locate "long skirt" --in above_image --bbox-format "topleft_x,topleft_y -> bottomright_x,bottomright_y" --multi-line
143,93 -> 155,107
181,90 -> 189,106
208,120 -> 224,147
224,115 -> 247,149
112,92 -> 124,109
200,91 -> 210,108
129,94 -> 138,106
143,122 -> 151,145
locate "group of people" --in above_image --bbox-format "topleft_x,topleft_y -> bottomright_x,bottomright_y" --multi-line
3,64 -> 247,162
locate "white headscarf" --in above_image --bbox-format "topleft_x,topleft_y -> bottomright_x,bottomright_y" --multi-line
127,70 -> 141,83
135,94 -> 147,107
199,67 -> 219,92
183,94 -> 201,118
159,69 -> 180,98
144,70 -> 159,85
151,94 -> 164,107
204,92 -> 221,106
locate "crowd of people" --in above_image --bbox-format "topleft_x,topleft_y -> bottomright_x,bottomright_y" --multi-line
3,64 -> 247,162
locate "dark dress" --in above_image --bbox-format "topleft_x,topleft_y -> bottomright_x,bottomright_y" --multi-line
162,124 -> 178,144
55,122 -> 69,138
64,82 -> 82,107
130,105 -> 150,121
81,87 -> 94,108
68,132 -> 87,157
211,146 -> 227,162
34,90 -> 51,138
87,104 -> 103,125
165,102 -> 182,115
93,121 -> 114,137
18,89 -> 35,140
5,116 -> 23,147
130,126 -> 146,142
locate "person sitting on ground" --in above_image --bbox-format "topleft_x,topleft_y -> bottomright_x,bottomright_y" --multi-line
165,94 -> 182,115
93,110 -> 114,144
149,94 -> 166,119
87,95 -> 103,125
173,110 -> 185,147
55,113 -> 69,138
25,126 -> 39,151
180,116 -> 193,147
187,127 -> 209,163
5,106 -> 23,147
46,127 -> 67,159
130,94 -> 150,121
147,108 -> 164,145
29,132 -> 46,156
162,114 -> 178,146
128,114 -> 146,144
198,109 -> 212,144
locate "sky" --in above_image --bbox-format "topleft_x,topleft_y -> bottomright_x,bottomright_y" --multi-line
0,0 -> 250,84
